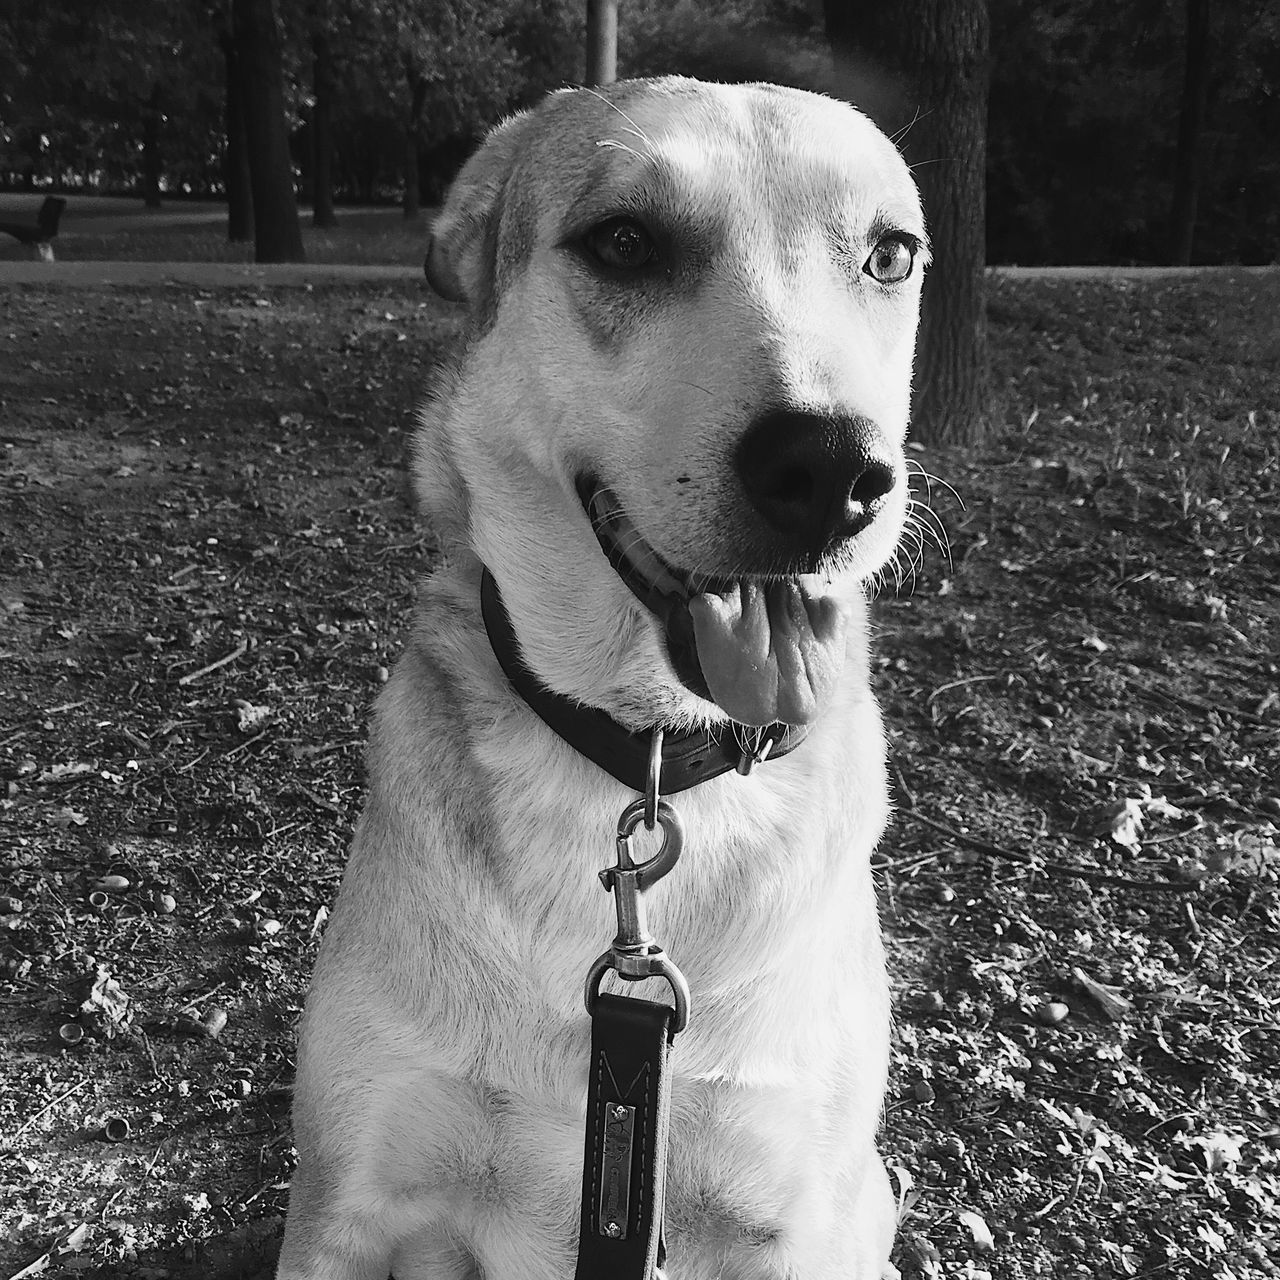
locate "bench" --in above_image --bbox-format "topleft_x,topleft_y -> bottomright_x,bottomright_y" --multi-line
0,196 -> 67,261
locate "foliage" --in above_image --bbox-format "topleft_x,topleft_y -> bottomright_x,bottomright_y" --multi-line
987,0 -> 1280,265
2,0 -> 1276,262
0,0 -> 223,194
620,0 -> 831,87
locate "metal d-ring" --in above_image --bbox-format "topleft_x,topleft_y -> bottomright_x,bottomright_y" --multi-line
585,946 -> 690,1036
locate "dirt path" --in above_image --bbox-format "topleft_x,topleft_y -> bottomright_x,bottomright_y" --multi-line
3,260 -> 1272,288
0,261 -> 419,286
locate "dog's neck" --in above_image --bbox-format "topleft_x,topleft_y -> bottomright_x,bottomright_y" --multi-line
479,568 -> 808,794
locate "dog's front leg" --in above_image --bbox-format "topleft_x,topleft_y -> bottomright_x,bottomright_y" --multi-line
275,1164 -> 393,1280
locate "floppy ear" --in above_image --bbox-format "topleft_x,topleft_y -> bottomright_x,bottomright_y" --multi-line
424,109 -> 538,310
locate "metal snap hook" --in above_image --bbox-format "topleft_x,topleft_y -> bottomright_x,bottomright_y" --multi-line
612,798 -> 683,892
586,795 -> 690,1035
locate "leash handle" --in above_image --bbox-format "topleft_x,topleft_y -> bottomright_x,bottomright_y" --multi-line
575,993 -> 674,1280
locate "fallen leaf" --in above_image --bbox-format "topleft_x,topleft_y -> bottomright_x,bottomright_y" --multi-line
36,762 -> 95,783
1071,966 -> 1133,1021
1196,1131 -> 1244,1173
957,1208 -> 996,1253
78,965 -> 132,1037
1102,798 -> 1145,852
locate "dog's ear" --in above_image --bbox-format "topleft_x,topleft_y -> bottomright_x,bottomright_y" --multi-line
425,110 -> 537,310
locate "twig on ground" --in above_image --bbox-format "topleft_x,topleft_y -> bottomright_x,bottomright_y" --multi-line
900,809 -> 1199,894
295,783 -> 342,815
222,729 -> 271,761
927,674 -> 1002,704
11,1077 -> 90,1141
177,638 -> 249,686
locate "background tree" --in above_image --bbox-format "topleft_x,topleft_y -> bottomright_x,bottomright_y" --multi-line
219,20 -> 255,241
233,0 -> 306,261
311,30 -> 338,227
1170,0 -> 1209,266
586,0 -> 618,85
825,0 -> 991,447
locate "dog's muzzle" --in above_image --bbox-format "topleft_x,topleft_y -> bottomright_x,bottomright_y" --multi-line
579,477 -> 854,727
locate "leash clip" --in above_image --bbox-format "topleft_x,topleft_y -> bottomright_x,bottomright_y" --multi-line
584,797 -> 690,1035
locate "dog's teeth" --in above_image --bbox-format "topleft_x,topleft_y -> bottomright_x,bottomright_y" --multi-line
593,487 -> 685,596
615,513 -> 685,594
590,489 -> 621,523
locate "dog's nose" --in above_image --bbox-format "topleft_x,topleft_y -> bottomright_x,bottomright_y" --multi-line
736,410 -> 899,552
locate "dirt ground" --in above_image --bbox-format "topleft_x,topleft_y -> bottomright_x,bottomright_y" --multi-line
1,263 -> 1278,1280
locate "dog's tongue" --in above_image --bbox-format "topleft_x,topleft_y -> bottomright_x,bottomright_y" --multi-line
687,579 -> 851,726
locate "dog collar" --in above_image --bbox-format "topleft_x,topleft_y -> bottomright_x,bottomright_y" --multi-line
480,568 -> 808,794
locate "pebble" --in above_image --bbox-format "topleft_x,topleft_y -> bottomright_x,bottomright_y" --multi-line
202,1007 -> 228,1039
917,990 -> 946,1016
1037,1000 -> 1070,1026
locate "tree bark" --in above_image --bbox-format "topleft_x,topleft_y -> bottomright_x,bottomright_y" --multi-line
1170,0 -> 1209,265
221,30 -> 254,242
142,82 -> 162,208
825,0 -> 990,446
402,65 -> 428,220
233,0 -> 305,263
312,31 -> 337,228
586,0 -> 618,86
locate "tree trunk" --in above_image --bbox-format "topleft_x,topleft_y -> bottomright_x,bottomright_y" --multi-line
233,0 -> 305,263
1170,0 -> 1209,265
142,82 -> 162,208
312,31 -> 337,229
403,66 -> 428,221
825,0 -> 990,446
586,0 -> 618,86
222,30 -> 254,242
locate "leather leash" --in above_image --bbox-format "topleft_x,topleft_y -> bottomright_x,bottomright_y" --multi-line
480,566 -> 803,1279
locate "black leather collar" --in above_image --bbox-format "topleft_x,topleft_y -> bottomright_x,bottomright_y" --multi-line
480,568 -> 808,795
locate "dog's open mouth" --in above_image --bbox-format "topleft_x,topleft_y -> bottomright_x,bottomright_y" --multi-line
578,477 -> 852,727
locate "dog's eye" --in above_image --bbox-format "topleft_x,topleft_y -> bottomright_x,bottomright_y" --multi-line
863,234 -> 916,284
583,218 -> 657,272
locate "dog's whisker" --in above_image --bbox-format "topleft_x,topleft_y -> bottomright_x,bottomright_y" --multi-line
597,138 -> 647,162
906,501 -> 953,565
905,461 -> 965,510
890,105 -> 930,146
580,86 -> 657,156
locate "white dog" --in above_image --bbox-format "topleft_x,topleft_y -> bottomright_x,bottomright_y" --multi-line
278,76 -> 927,1280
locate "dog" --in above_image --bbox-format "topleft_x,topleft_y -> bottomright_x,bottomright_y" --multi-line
277,76 -> 927,1280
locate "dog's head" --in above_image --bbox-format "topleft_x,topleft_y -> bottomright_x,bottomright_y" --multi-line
417,77 -> 927,731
